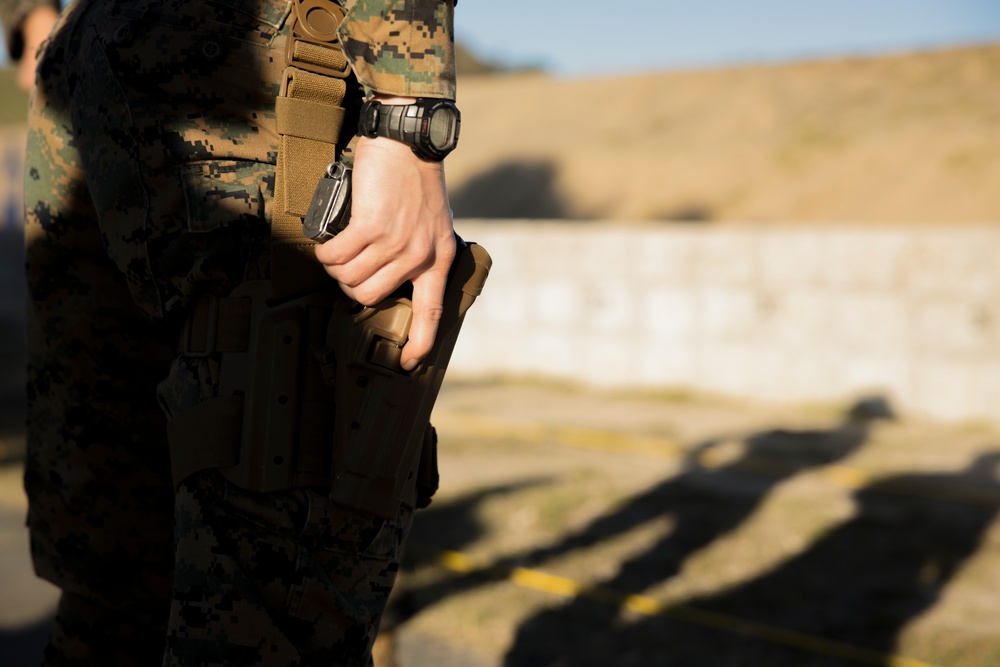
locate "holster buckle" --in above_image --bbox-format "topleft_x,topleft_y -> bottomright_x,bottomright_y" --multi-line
284,0 -> 351,79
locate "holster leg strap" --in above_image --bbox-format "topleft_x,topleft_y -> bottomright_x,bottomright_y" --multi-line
168,396 -> 244,486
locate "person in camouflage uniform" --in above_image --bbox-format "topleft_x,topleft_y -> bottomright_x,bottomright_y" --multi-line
12,0 -> 458,664
0,0 -> 59,90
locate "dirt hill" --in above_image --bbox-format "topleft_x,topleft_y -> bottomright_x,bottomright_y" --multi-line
447,44 -> 1000,223
3,45 -> 998,224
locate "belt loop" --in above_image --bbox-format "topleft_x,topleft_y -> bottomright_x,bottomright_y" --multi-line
181,295 -> 219,358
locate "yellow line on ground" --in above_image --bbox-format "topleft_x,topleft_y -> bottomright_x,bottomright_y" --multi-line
432,412 -> 684,459
424,548 -> 938,667
433,412 -> 1000,507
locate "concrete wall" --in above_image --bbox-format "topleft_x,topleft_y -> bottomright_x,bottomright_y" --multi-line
450,221 -> 1000,425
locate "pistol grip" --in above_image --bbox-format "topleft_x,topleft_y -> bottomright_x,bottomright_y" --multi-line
329,241 -> 492,518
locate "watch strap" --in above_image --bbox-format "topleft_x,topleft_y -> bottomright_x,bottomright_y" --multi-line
360,100 -> 420,144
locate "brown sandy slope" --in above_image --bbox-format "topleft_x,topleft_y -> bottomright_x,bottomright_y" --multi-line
447,44 -> 1000,224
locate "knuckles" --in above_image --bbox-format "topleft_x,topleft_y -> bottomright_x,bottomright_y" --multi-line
349,284 -> 385,307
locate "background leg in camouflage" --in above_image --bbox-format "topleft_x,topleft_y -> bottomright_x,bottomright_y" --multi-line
25,0 -> 411,663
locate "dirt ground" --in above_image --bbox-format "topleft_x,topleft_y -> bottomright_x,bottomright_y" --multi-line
1,379 -> 999,666
385,380 -> 1000,667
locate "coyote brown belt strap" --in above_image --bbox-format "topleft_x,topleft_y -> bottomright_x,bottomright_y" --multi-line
179,296 -> 252,356
271,0 -> 350,299
169,1 -> 351,487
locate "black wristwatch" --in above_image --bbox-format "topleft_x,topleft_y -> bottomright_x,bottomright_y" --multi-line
358,98 -> 461,161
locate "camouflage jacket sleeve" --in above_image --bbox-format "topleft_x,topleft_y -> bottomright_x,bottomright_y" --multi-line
0,0 -> 59,60
337,0 -> 456,99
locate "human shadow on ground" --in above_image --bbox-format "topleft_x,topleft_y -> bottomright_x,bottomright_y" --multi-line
513,398 -> 891,581
504,440 -> 1000,665
499,399 -> 892,666
380,479 -> 551,636
619,451 -> 1000,667
393,399 -> 902,666
448,160 -> 571,219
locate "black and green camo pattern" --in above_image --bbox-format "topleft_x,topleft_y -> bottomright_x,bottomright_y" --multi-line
339,0 -> 456,98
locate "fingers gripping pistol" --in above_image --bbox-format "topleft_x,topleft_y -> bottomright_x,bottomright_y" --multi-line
200,162 -> 489,518
308,161 -> 491,518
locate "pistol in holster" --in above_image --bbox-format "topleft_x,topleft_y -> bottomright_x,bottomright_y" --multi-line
318,237 -> 491,518
168,0 -> 491,517
172,236 -> 490,519
298,158 -> 492,517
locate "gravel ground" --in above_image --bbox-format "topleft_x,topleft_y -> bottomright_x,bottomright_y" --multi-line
1,380 -> 999,667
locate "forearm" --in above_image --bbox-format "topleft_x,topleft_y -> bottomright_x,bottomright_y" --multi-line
317,0 -> 459,368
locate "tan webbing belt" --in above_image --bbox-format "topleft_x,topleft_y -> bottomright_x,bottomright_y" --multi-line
179,296 -> 252,356
169,0 -> 352,487
270,1 -> 351,300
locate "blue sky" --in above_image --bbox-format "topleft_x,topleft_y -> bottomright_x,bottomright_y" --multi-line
3,1 -> 998,76
455,0 -> 1000,77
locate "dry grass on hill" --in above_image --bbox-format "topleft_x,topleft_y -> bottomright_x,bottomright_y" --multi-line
3,45 -> 998,224
448,44 -> 1000,224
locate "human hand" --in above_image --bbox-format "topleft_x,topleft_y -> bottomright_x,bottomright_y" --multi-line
17,6 -> 59,91
314,134 -> 456,371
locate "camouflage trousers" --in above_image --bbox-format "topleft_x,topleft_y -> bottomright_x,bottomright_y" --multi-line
24,1 -> 408,664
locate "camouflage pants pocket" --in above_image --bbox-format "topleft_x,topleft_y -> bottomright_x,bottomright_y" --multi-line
167,470 -> 412,666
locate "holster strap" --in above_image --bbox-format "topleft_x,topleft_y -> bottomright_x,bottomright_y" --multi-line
181,296 -> 252,356
170,3 -> 361,491
276,96 -> 344,145
271,2 -> 350,300
277,68 -> 348,220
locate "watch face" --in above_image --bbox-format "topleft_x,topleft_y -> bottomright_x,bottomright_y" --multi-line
428,107 -> 457,150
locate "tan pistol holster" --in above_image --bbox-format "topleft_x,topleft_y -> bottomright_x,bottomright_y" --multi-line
166,0 -> 492,518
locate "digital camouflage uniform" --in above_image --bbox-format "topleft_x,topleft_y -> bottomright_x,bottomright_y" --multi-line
18,0 -> 456,664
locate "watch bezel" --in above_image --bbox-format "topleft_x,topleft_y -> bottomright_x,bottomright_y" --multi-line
358,98 -> 461,161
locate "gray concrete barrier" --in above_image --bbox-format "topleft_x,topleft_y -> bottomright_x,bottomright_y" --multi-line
2,123 -> 996,428
451,221 -> 1000,425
